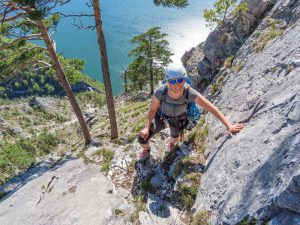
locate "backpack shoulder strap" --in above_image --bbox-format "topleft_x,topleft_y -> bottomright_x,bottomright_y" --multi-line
159,85 -> 168,119
184,85 -> 190,104
161,85 -> 168,103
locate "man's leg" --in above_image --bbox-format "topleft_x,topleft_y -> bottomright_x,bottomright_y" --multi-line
168,124 -> 181,151
140,143 -> 150,151
170,137 -> 179,145
137,115 -> 165,159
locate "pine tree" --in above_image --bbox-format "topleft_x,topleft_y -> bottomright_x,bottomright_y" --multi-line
128,27 -> 173,94
0,0 -> 92,144
203,0 -> 248,29
153,0 -> 188,8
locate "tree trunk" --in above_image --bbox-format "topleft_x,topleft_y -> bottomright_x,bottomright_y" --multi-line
148,36 -> 154,94
37,20 -> 92,144
93,0 -> 118,139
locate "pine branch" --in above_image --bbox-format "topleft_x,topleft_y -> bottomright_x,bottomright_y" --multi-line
0,34 -> 43,51
6,46 -> 47,58
57,12 -> 93,18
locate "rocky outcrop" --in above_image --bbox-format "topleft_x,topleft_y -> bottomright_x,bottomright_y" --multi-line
190,0 -> 300,224
182,0 -> 277,89
0,157 -> 133,225
29,96 -> 56,112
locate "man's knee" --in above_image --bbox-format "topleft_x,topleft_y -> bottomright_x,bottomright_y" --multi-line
137,134 -> 149,145
169,126 -> 181,139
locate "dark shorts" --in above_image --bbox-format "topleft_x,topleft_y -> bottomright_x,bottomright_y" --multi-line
137,113 -> 188,145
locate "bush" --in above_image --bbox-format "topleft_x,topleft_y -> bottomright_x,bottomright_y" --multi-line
36,132 -> 60,154
114,208 -> 123,216
45,83 -> 55,93
32,83 -> 41,92
253,25 -> 285,52
93,149 -> 114,173
76,91 -> 105,107
191,210 -> 211,225
0,141 -> 35,184
233,62 -> 244,73
178,183 -> 198,209
223,55 -> 234,68
211,83 -> 218,95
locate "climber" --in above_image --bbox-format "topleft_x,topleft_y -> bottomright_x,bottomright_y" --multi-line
137,63 -> 244,160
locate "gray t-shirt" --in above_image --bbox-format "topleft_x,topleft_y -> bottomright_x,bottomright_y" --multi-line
154,85 -> 198,117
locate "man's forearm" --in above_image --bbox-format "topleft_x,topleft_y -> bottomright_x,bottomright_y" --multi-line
145,109 -> 156,129
196,94 -> 232,129
208,105 -> 232,129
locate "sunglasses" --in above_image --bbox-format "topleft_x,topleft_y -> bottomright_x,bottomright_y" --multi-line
168,78 -> 185,85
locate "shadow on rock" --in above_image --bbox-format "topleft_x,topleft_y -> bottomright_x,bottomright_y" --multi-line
131,143 -> 206,220
148,194 -> 171,218
0,155 -> 77,203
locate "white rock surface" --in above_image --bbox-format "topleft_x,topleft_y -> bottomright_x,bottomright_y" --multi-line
0,159 -> 132,225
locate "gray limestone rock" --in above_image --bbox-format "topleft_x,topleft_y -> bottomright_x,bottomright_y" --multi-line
151,172 -> 165,189
0,116 -> 6,125
191,1 -> 300,224
29,96 -> 55,112
139,193 -> 184,225
183,0 -> 276,88
0,159 -> 132,225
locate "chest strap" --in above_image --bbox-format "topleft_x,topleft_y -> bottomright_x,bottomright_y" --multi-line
160,85 -> 190,120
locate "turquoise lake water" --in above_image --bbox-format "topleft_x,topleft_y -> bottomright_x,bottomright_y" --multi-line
53,0 -> 213,94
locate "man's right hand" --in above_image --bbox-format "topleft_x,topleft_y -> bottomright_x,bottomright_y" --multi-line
139,127 -> 150,141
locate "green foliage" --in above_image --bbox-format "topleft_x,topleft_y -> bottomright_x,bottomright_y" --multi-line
223,55 -> 234,68
0,142 -> 34,170
0,131 -> 59,184
11,0 -> 61,21
236,217 -> 259,225
254,31 -> 261,38
204,0 -> 248,29
76,91 -> 105,107
93,149 -> 114,173
114,208 -> 123,216
51,13 -> 60,27
153,0 -> 188,8
132,118 -> 147,133
191,210 -> 211,225
233,62 -> 244,73
44,83 -> 55,93
127,27 -> 173,92
119,101 -> 149,114
253,24 -> 285,52
211,83 -> 219,95
186,173 -> 202,183
178,183 -> 198,209
32,83 -> 41,92
0,35 -> 103,98
0,1 -> 102,98
59,57 -> 86,84
36,132 -> 60,154
129,194 -> 147,222
0,86 -> 5,93
141,173 -> 156,193
187,117 -> 208,154
76,151 -> 85,158
233,2 -> 248,17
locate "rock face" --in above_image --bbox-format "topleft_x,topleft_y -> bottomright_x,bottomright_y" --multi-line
191,0 -> 300,224
29,96 -> 56,112
0,158 -> 133,225
182,0 -> 277,89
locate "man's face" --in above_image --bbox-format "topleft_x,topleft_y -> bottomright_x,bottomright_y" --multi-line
167,77 -> 185,93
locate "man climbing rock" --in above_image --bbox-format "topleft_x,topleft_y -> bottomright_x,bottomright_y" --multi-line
137,63 -> 244,160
